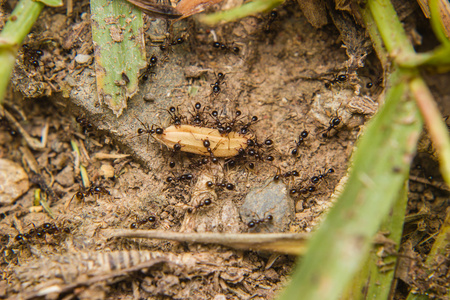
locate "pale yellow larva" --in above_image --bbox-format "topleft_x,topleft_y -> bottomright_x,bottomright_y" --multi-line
153,125 -> 250,157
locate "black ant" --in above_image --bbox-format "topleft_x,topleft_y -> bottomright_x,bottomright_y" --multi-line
325,74 -> 347,89
14,234 -> 27,243
291,130 -> 309,155
130,215 -> 156,229
321,114 -> 342,138
247,213 -> 273,228
210,110 -> 232,135
240,116 -> 258,134
172,142 -> 182,153
139,55 -> 158,81
189,102 -> 208,126
224,157 -> 237,169
187,198 -> 213,213
188,157 -> 209,170
15,222 -> 70,244
160,36 -> 185,52
167,106 -> 185,126
289,185 -> 317,197
310,168 -> 335,184
210,72 -> 226,96
220,109 -> 246,136
133,117 -> 164,148
365,77 -> 383,90
167,141 -> 183,168
206,179 -> 235,191
166,173 -> 194,185
75,116 -> 94,135
273,169 -> 300,182
22,44 -> 44,69
264,10 -> 278,32
212,41 -> 240,55
202,138 -> 220,164
71,186 -> 110,203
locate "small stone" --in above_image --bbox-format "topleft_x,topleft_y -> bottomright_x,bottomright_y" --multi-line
143,93 -> 156,102
239,180 -> 294,233
0,159 -> 29,204
55,165 -> 75,187
295,200 -> 304,212
99,164 -> 115,178
183,66 -> 209,78
75,54 -> 91,64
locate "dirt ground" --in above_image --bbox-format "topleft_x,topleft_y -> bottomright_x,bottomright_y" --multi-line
0,0 -> 449,299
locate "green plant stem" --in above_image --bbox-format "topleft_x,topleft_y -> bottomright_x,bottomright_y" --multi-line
428,0 -> 450,47
344,183 -> 408,299
367,0 -> 450,69
409,77 -> 450,185
360,4 -> 388,69
0,0 -> 44,103
366,0 -> 415,57
368,0 -> 450,187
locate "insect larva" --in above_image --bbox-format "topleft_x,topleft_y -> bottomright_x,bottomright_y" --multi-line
153,125 -> 250,157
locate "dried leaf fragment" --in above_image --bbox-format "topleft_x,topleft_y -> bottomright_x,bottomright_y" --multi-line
176,0 -> 225,18
125,0 -> 226,19
125,0 -> 183,19
296,0 -> 328,28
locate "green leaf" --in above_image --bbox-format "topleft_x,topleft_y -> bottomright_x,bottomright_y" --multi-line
36,0 -> 63,7
91,0 -> 147,116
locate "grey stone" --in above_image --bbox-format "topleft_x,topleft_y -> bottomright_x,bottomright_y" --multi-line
239,180 -> 294,233
74,54 -> 92,64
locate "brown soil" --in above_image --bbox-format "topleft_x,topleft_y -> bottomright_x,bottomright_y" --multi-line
0,0 -> 449,299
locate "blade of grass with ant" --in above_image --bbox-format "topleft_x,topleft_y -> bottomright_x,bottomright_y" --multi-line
90,0 -> 147,116
278,68 -> 423,300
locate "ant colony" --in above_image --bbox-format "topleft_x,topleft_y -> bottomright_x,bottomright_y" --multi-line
61,8 -> 356,235
130,91 -> 339,232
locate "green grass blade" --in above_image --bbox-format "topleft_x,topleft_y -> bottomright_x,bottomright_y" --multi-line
343,183 -> 408,299
36,0 -> 63,7
90,0 -> 147,116
0,0 -> 44,103
278,69 -> 423,300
